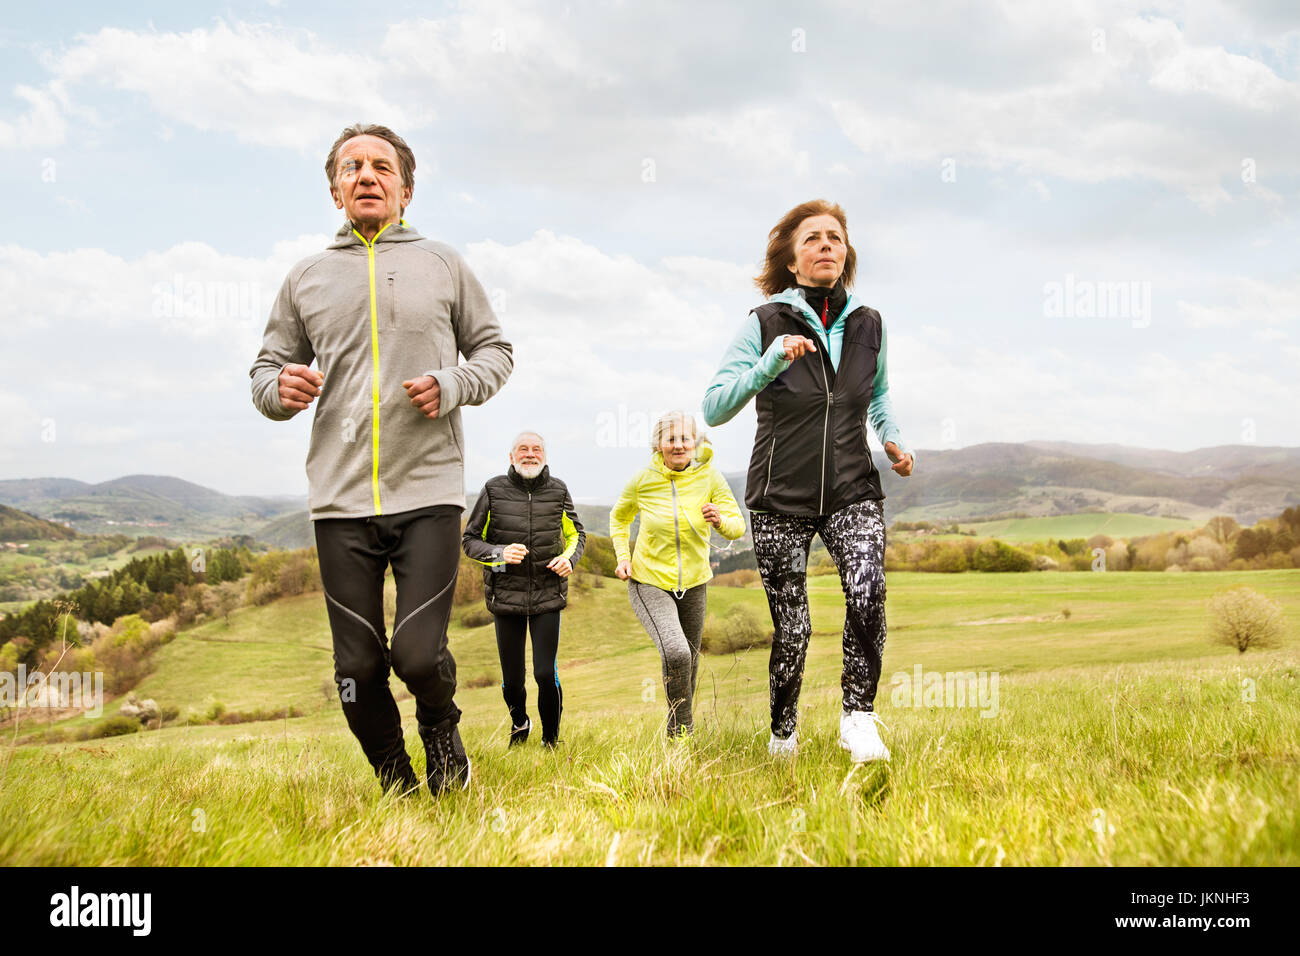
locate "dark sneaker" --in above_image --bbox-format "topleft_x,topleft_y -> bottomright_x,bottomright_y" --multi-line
542,736 -> 560,750
378,763 -> 422,798
509,717 -> 531,747
417,718 -> 471,795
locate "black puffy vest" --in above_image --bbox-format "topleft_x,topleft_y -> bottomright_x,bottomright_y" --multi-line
744,302 -> 885,515
477,465 -> 574,615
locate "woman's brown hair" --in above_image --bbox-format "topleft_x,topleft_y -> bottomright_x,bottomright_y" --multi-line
754,199 -> 856,297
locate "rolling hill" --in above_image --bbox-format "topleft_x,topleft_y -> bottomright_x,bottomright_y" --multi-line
0,475 -> 305,539
0,504 -> 79,542
3,442 -> 1297,546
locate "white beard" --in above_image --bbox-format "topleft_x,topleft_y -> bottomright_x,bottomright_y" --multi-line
515,462 -> 543,479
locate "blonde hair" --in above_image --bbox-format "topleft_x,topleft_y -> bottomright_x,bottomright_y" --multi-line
651,410 -> 710,459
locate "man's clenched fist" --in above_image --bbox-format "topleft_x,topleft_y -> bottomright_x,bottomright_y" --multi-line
402,375 -> 441,419
278,364 -> 323,411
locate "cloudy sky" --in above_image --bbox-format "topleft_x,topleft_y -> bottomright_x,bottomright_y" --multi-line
2,0 -> 1297,503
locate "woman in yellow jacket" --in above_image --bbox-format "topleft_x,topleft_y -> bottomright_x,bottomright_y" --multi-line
610,411 -> 746,736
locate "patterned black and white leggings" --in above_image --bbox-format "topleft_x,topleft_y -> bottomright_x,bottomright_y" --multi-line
750,496 -> 888,738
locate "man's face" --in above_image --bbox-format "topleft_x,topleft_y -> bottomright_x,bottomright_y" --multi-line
511,437 -> 546,478
330,134 -> 412,231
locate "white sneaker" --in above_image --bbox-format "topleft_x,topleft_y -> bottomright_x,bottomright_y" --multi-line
839,711 -> 890,763
768,731 -> 798,757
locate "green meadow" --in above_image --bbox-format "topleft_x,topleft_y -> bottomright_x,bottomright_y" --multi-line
955,513 -> 1201,542
2,570 -> 1297,865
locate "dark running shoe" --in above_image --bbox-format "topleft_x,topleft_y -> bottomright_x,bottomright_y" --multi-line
417,718 -> 471,795
509,717 -> 531,747
378,762 -> 422,798
542,736 -> 560,750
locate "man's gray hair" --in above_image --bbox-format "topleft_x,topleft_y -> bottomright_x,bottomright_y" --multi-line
324,123 -> 417,204
511,431 -> 545,452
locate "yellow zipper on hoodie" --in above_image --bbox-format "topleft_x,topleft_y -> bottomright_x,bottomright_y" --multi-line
351,220 -> 394,515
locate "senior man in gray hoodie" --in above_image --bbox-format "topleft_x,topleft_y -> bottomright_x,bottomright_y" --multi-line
249,123 -> 512,797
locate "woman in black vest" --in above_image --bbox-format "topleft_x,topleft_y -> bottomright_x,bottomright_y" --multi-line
701,199 -> 915,762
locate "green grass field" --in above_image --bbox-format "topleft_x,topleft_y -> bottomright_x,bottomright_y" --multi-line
954,513 -> 1200,542
2,570 -> 1297,865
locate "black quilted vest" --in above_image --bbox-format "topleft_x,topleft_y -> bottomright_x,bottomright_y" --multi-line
477,464 -> 573,615
744,301 -> 885,515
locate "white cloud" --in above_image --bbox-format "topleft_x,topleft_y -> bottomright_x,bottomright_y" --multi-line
0,84 -> 69,149
26,21 -> 429,150
828,12 -> 1300,209
1177,276 -> 1300,329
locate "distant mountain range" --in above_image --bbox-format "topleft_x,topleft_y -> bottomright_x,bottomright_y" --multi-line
0,475 -> 304,540
2,442 -> 1296,548
868,442 -> 1300,527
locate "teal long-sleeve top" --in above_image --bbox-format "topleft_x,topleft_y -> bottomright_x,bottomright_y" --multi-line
701,287 -> 914,463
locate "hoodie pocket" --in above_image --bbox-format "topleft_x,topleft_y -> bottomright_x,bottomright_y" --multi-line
386,272 -> 398,330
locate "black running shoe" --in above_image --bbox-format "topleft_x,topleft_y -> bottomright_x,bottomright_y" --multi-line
509,717 -> 531,747
417,718 -> 471,795
378,763 -> 422,798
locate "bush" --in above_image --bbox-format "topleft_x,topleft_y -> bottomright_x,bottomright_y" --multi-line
454,553 -> 485,605
1207,586 -> 1287,653
919,544 -> 967,573
712,569 -> 760,587
971,540 -> 1035,573
1033,554 -> 1059,571
575,534 -> 618,578
884,544 -> 912,572
1188,536 -> 1228,569
459,605 -> 494,628
90,715 -> 142,738
701,605 -> 772,655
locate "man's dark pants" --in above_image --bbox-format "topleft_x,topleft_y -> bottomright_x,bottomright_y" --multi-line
313,504 -> 462,785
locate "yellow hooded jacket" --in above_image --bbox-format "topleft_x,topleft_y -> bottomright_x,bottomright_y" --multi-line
609,441 -> 747,594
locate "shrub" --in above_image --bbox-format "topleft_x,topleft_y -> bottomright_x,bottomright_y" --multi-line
971,540 -> 1034,573
459,605 -> 495,628
454,553 -> 485,605
575,534 -> 618,578
90,715 -> 142,738
712,569 -> 760,587
1207,586 -> 1286,653
884,544 -> 911,572
1033,554 -> 1059,571
701,605 -> 772,655
919,544 -> 968,573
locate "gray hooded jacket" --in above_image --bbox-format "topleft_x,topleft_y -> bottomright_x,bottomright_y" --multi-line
249,220 -> 513,519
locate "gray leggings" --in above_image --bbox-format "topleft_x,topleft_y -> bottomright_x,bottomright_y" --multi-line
627,579 -> 708,735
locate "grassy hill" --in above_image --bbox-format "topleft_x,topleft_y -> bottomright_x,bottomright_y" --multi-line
2,569 -> 1297,865
952,513 -> 1202,542
0,504 -> 78,542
